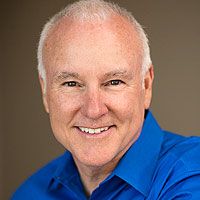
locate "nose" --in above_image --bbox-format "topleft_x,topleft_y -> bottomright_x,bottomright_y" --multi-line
81,87 -> 108,120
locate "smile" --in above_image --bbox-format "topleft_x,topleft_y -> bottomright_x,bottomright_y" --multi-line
78,126 -> 110,134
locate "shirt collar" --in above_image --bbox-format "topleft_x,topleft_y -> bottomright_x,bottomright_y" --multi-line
47,151 -> 84,194
112,110 -> 164,196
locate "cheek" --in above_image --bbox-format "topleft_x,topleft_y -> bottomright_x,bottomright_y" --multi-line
47,93 -> 82,148
48,92 -> 81,130
49,92 -> 80,113
109,89 -> 144,119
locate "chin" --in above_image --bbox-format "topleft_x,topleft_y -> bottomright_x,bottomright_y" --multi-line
72,147 -> 122,169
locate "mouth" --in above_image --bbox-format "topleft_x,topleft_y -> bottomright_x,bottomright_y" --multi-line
75,125 -> 114,135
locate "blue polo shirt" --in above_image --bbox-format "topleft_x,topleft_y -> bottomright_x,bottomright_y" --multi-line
11,111 -> 200,199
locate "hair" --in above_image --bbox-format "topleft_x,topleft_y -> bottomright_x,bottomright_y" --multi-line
37,0 -> 152,86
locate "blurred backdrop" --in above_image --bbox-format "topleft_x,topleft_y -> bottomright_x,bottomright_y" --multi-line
1,0 -> 200,199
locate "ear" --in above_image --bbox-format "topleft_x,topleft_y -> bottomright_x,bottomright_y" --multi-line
143,65 -> 154,109
39,75 -> 49,113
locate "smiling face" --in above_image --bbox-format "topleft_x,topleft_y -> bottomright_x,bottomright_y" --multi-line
40,15 -> 153,169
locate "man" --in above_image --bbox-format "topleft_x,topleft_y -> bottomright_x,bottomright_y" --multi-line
12,0 -> 200,199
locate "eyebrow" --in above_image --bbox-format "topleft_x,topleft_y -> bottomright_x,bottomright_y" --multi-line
104,70 -> 133,79
53,71 -> 80,82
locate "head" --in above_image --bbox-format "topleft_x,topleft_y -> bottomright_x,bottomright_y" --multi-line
38,0 -> 154,169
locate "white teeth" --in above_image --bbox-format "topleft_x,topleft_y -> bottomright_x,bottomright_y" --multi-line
89,129 -> 95,134
79,126 -> 109,134
96,128 -> 101,133
85,128 -> 89,133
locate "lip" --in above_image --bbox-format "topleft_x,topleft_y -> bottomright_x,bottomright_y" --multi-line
74,125 -> 115,138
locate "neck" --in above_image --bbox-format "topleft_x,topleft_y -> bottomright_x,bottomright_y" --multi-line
74,158 -> 120,197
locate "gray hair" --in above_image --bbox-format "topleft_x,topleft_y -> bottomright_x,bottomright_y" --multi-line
37,0 -> 152,85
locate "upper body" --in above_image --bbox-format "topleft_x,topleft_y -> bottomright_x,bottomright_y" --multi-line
11,111 -> 200,199
11,0 -> 200,199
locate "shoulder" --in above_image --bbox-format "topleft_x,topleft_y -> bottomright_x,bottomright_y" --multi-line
160,131 -> 200,170
152,132 -> 200,199
11,153 -> 66,200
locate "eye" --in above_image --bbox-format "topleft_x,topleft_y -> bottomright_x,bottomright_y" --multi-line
110,80 -> 123,85
62,81 -> 78,87
105,79 -> 124,86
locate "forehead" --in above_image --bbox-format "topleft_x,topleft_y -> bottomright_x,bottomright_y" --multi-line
43,15 -> 142,74
46,14 -> 140,41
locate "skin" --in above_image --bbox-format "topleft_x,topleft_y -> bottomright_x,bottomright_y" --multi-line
40,14 -> 154,196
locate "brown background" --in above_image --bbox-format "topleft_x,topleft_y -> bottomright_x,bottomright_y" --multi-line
1,0 -> 200,199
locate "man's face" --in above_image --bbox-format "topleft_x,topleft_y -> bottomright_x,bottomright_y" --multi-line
41,16 -> 153,168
